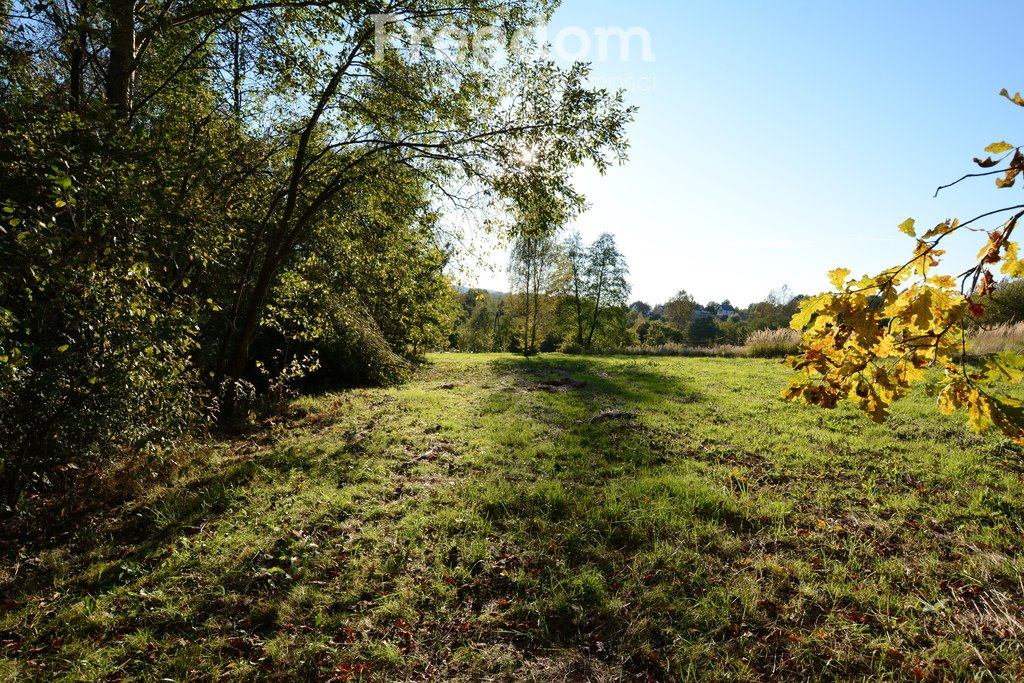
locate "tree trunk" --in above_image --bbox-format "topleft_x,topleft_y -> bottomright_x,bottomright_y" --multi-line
586,269 -> 606,348
231,25 -> 243,116
217,52 -> 359,415
105,0 -> 136,116
224,250 -> 279,381
69,24 -> 87,110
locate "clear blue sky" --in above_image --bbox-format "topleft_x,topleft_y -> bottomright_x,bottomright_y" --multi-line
464,0 -> 1024,307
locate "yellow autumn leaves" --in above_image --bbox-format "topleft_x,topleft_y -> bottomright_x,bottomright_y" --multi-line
781,90 -> 1024,440
783,266 -> 965,427
784,201 -> 1024,439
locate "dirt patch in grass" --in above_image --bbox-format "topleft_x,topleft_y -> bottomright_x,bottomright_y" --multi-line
519,376 -> 589,393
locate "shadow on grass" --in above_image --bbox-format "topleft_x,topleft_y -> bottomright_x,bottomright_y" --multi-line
0,356 -> 764,681
459,355 -> 761,676
0,437 -> 366,680
482,354 -> 712,473
0,439 -> 351,616
487,355 -> 703,407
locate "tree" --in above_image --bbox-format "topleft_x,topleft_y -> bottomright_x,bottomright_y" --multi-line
458,291 -> 501,352
784,90 -> 1024,442
558,231 -> 630,349
747,285 -> 803,330
561,231 -> 588,346
582,233 -> 631,348
687,316 -> 719,346
0,0 -> 635,510
662,290 -> 696,329
977,279 -> 1024,325
629,300 -> 652,317
645,319 -> 684,346
212,16 -> 633,404
509,232 -> 560,356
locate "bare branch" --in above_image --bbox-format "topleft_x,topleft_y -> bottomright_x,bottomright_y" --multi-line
934,168 -> 1011,197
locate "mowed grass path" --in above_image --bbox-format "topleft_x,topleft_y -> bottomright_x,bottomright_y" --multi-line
3,354 -> 1024,681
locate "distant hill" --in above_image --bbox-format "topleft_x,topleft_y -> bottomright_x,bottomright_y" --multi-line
455,285 -> 508,298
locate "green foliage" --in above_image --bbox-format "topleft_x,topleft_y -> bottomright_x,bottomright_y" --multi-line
662,290 -> 696,329
553,231 -> 631,351
0,111 -> 211,511
509,232 -> 561,356
746,285 -> 805,330
645,319 -> 686,346
977,279 -> 1024,325
0,0 -> 634,509
455,290 -> 515,353
687,315 -> 720,346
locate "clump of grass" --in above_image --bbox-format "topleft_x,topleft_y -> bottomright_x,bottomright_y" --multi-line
969,322 -> 1024,355
744,327 -> 802,358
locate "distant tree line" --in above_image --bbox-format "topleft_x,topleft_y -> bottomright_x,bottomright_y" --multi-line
635,285 -> 807,347
450,236 -> 808,354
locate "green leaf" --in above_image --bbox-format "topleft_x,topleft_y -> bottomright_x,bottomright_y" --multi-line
985,142 -> 1015,155
57,344 -> 70,353
898,218 -> 916,237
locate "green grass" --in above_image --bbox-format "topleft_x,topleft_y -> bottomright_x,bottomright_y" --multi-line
3,353 -> 1024,681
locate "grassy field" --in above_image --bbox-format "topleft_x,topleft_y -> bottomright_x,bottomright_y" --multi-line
2,353 -> 1024,682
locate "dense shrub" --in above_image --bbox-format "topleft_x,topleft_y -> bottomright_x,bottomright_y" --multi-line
0,120 -> 209,512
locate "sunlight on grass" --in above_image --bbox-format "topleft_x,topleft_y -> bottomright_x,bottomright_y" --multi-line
2,353 -> 1024,681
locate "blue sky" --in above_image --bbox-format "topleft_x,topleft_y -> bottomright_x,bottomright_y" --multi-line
464,1 -> 1024,307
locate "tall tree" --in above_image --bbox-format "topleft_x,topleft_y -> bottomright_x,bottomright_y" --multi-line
558,231 -> 630,349
582,233 -> 630,348
561,231 -> 588,346
662,290 -> 696,329
509,232 -> 559,356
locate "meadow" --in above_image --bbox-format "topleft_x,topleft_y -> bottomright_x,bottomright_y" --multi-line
2,353 -> 1023,682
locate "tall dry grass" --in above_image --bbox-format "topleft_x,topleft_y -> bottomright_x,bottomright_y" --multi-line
969,322 -> 1024,355
577,327 -> 803,359
745,328 -> 803,358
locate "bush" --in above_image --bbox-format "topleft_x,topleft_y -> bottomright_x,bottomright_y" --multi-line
0,168 -> 208,514
570,344 -> 748,358
552,327 -> 803,359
